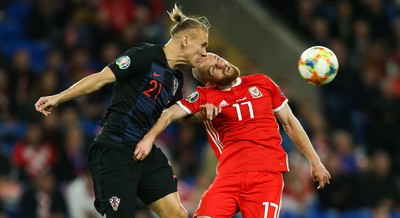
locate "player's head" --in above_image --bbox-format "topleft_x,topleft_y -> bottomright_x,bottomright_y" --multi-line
168,4 -> 210,67
193,53 -> 240,87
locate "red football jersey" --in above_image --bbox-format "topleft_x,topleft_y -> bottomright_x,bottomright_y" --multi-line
177,74 -> 289,174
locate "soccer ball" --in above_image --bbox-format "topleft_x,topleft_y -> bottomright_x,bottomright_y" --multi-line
298,46 -> 339,85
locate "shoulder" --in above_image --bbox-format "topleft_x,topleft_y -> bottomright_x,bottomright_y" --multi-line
125,43 -> 160,55
120,43 -> 165,66
241,74 -> 272,84
186,86 -> 216,99
241,74 -> 282,89
196,85 -> 219,94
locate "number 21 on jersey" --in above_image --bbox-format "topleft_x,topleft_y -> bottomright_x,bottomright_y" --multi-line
143,79 -> 163,100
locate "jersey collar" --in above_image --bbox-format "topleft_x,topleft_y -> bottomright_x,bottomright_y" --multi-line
220,77 -> 242,91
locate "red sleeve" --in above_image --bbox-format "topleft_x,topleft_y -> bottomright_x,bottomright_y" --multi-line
177,87 -> 206,114
264,76 -> 288,111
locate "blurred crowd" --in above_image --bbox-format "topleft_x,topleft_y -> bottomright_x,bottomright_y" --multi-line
256,0 -> 400,217
0,0 -> 399,218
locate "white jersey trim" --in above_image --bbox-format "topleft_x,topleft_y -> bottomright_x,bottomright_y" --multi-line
272,99 -> 288,112
176,101 -> 194,114
204,120 -> 224,154
220,77 -> 242,91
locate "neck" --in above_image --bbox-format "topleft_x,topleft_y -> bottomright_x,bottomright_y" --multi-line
215,78 -> 239,90
163,39 -> 184,68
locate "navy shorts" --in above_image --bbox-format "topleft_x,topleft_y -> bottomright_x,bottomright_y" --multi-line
88,141 -> 178,217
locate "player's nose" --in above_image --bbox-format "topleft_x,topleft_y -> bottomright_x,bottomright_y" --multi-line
201,47 -> 207,56
216,59 -> 227,69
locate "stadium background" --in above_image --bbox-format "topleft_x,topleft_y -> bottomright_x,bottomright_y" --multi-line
0,0 -> 399,217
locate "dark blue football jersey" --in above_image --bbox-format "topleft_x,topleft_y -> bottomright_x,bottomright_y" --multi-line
95,43 -> 184,148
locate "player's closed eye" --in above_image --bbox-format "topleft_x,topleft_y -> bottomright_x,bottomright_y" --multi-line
210,66 -> 215,74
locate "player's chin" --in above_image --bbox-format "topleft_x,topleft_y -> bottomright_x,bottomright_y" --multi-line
188,59 -> 197,68
226,68 -> 238,78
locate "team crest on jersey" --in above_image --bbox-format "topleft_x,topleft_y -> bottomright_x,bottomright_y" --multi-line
185,91 -> 199,103
116,56 -> 131,69
249,86 -> 262,98
109,196 -> 121,211
173,79 -> 178,95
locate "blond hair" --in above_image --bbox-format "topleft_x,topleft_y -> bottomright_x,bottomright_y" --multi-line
168,4 -> 210,37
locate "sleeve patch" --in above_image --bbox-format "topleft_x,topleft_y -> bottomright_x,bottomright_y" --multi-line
185,91 -> 199,103
116,56 -> 131,69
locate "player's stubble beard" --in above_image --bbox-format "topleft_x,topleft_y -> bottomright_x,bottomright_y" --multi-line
213,63 -> 240,87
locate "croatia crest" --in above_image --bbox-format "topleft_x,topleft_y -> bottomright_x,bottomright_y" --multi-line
109,196 -> 121,211
173,79 -> 179,95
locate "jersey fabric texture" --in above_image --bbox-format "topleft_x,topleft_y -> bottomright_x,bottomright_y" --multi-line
177,74 -> 289,174
88,43 -> 182,217
95,42 -> 183,149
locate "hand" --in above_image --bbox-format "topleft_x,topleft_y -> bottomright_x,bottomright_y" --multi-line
133,136 -> 154,161
310,161 -> 331,190
199,103 -> 221,120
34,95 -> 60,116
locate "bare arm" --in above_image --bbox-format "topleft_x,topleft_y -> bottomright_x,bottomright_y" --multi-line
35,67 -> 116,116
134,103 -> 221,161
133,104 -> 189,161
181,103 -> 222,123
275,103 -> 331,189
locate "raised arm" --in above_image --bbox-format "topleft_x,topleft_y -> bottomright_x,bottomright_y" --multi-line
275,103 -> 331,189
35,67 -> 116,116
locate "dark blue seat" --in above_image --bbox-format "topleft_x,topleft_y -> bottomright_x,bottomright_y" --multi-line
5,2 -> 31,25
0,40 -> 49,72
343,209 -> 372,218
0,21 -> 24,42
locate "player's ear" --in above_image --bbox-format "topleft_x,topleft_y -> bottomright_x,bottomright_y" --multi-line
181,35 -> 189,48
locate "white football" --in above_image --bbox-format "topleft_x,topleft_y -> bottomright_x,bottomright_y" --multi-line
298,46 -> 339,85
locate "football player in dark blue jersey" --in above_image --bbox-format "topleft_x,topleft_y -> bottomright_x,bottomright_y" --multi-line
35,4 -> 210,218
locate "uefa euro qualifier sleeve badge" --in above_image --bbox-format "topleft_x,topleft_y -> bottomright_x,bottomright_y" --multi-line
116,56 -> 131,70
109,196 -> 121,211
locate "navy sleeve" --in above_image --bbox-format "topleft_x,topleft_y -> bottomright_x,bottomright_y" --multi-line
108,47 -> 146,81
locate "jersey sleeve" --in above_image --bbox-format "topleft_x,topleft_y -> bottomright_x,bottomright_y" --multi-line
264,75 -> 288,112
108,47 -> 146,81
176,87 -> 205,114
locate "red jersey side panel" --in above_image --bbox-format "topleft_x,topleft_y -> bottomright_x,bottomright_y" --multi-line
178,74 -> 289,174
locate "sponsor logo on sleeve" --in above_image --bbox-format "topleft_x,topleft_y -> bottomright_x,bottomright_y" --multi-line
116,56 -> 131,69
185,91 -> 199,103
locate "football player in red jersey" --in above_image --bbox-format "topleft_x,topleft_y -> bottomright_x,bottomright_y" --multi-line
135,53 -> 331,218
